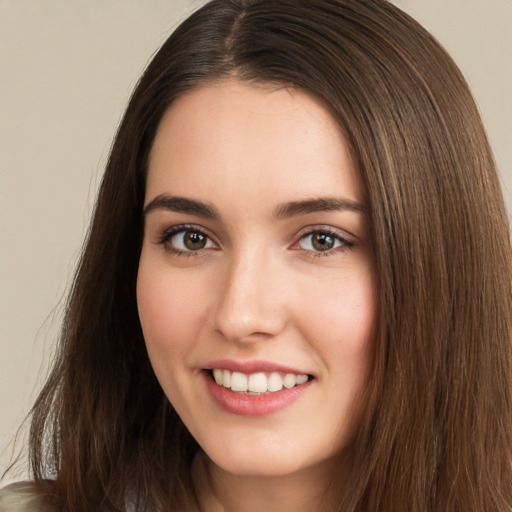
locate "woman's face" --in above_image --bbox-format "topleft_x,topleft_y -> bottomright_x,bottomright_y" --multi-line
137,81 -> 377,479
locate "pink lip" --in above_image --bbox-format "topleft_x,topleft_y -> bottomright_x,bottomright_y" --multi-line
204,358 -> 310,375
202,371 -> 313,417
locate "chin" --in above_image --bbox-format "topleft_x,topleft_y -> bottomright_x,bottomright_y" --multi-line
201,436 -> 338,479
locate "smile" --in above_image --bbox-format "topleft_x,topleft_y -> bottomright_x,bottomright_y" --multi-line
211,369 -> 310,395
203,366 -> 314,417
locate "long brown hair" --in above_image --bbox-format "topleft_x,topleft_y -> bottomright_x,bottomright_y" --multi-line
25,0 -> 512,510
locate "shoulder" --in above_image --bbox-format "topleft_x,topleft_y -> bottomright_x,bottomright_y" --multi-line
0,481 -> 54,512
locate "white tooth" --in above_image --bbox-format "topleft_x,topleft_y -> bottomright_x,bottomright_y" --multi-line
230,372 -> 248,392
283,373 -> 297,389
248,372 -> 268,393
213,369 -> 223,385
296,374 -> 308,385
222,369 -> 231,388
268,372 -> 284,392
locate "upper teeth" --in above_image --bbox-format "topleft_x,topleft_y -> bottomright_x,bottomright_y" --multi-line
212,369 -> 309,394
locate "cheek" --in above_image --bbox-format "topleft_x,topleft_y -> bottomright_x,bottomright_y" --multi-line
136,262 -> 210,362
293,268 -> 377,446
299,266 -> 377,351
298,265 -> 377,414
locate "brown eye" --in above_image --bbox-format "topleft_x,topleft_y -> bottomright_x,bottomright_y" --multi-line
183,231 -> 208,250
311,233 -> 335,251
297,230 -> 351,254
161,227 -> 217,253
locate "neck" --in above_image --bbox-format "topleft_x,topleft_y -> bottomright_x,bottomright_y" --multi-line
193,451 -> 348,512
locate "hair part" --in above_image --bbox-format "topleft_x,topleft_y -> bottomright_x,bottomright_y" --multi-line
22,1 -> 512,510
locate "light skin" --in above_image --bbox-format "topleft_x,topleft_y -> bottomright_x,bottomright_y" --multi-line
137,80 -> 377,511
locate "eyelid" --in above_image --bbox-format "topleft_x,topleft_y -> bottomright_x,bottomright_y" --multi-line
293,224 -> 355,241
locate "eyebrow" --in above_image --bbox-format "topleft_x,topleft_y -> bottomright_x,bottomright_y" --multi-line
143,194 -> 221,219
273,197 -> 366,219
143,194 -> 366,220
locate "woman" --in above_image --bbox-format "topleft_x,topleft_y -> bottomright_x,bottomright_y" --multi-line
1,0 -> 511,510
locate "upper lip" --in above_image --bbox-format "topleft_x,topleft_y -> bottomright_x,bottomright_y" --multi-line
204,358 -> 312,376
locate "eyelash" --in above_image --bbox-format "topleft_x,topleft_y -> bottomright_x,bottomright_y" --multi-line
293,227 -> 353,257
154,225 -> 353,257
155,224 -> 218,257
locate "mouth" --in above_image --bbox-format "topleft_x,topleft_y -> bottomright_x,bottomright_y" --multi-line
207,368 -> 313,395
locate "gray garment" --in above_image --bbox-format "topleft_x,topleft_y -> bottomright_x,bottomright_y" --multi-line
0,482 -> 52,512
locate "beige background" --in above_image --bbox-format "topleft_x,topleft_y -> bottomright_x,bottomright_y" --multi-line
1,0 -> 511,476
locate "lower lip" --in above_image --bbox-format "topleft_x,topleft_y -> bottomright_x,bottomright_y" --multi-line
203,372 -> 312,417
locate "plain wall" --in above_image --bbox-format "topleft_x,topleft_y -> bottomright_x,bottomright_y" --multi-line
1,0 -> 511,476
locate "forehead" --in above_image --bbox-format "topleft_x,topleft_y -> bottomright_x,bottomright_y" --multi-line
146,80 -> 363,210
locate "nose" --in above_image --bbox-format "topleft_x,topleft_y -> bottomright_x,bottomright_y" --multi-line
212,249 -> 287,344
